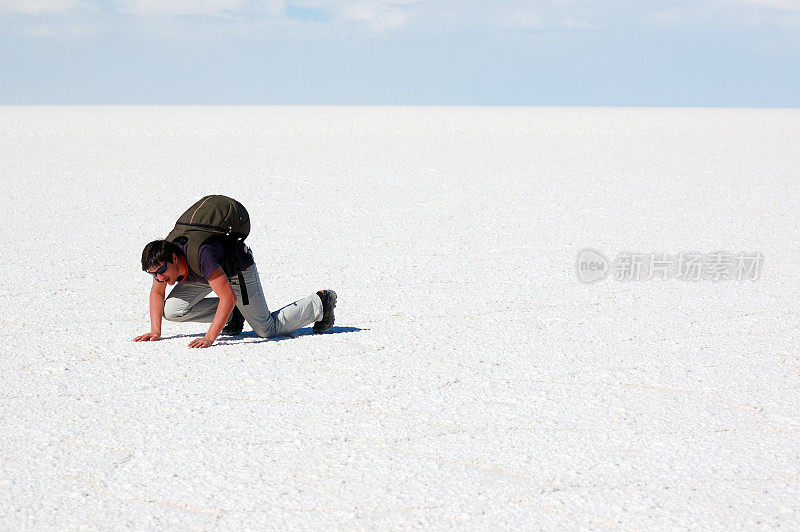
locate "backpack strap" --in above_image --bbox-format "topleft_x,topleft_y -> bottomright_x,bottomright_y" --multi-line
237,271 -> 249,306
221,239 -> 250,307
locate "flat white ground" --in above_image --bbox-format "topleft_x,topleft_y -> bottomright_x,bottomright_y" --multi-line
1,106 -> 799,529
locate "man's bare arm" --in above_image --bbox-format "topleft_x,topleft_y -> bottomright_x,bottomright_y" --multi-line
188,268 -> 236,348
134,278 -> 167,341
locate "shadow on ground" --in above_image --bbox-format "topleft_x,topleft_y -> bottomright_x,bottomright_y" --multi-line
217,326 -> 368,344
155,327 -> 367,345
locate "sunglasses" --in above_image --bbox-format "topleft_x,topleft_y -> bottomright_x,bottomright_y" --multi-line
148,261 -> 170,279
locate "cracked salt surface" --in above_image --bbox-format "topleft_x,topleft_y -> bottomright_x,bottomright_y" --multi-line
1,106 -> 799,529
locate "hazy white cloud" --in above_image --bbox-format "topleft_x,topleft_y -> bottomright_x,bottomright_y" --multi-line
505,2 -> 603,33
648,0 -> 800,28
0,0 -> 101,41
728,0 -> 800,11
337,2 -> 407,29
509,11 -> 543,30
256,0 -> 286,16
3,0 -> 799,38
561,17 -> 595,29
286,0 -> 424,30
16,20 -> 95,37
113,0 -> 285,17
109,0 -> 421,27
115,0 -> 243,17
508,10 -> 597,32
0,0 -> 86,14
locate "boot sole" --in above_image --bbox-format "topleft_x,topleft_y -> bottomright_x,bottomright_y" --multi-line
314,290 -> 337,334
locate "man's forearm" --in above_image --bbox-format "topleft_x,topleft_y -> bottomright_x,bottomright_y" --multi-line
149,291 -> 164,334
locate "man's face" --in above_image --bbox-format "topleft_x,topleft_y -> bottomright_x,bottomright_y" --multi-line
148,254 -> 180,285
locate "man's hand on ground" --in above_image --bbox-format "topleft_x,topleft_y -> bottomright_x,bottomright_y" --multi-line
133,332 -> 160,342
188,337 -> 213,348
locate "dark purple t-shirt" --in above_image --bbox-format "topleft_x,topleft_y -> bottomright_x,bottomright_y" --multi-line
174,237 -> 254,284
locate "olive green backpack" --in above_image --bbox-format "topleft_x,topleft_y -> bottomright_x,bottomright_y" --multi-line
166,195 -> 252,304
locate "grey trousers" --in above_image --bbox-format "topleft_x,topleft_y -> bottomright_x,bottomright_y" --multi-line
163,262 -> 323,338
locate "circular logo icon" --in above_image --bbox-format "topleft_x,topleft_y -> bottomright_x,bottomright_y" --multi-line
575,248 -> 609,283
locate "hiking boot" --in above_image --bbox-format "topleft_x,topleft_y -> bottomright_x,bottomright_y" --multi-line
314,290 -> 337,334
222,306 -> 244,336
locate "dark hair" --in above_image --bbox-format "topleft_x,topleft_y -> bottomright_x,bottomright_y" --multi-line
141,240 -> 184,271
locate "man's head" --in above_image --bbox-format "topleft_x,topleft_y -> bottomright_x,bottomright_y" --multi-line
141,240 -> 185,285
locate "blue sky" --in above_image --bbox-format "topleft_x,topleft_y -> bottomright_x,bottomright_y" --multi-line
0,0 -> 798,105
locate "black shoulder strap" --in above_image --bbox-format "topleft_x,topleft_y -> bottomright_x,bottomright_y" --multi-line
219,238 -> 250,306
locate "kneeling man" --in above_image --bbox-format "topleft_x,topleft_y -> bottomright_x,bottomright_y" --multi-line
134,198 -> 335,348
